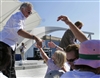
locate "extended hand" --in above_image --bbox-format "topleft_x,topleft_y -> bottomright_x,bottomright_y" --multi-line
36,38 -> 42,48
48,41 -> 56,48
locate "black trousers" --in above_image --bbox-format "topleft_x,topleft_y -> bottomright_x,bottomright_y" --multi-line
0,42 -> 16,78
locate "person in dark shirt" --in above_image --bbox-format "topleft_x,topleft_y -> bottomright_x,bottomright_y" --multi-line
59,21 -> 83,49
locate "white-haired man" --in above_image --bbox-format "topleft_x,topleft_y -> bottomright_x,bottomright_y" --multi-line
0,2 -> 42,78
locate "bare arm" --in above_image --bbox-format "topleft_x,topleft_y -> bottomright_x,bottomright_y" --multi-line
36,45 -> 49,62
17,29 -> 42,47
18,29 -> 39,40
57,15 -> 88,43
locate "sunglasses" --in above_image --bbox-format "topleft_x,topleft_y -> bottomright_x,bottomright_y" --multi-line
78,26 -> 82,29
67,58 -> 76,62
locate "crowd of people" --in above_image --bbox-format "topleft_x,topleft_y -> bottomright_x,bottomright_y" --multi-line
57,15 -> 100,78
0,2 -> 100,78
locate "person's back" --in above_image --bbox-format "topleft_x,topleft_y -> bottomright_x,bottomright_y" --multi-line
61,70 -> 96,78
20,43 -> 26,61
91,75 -> 100,78
59,21 -> 83,49
59,29 -> 75,49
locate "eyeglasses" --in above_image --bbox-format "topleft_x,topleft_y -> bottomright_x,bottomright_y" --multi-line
67,58 -> 76,62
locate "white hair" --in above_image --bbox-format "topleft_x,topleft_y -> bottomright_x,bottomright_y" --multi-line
19,2 -> 33,10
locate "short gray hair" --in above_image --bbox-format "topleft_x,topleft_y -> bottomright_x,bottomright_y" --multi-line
19,2 -> 32,10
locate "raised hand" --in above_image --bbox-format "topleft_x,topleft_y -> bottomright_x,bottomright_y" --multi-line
48,41 -> 64,51
57,15 -> 71,25
48,41 -> 56,48
57,15 -> 88,43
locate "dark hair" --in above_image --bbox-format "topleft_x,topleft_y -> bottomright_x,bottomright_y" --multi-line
75,65 -> 97,74
64,44 -> 79,58
74,21 -> 83,27
95,67 -> 100,74
22,42 -> 24,45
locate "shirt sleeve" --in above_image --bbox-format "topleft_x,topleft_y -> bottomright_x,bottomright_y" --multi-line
47,58 -> 51,66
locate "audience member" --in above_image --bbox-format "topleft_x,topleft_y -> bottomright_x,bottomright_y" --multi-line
59,21 -> 83,49
19,43 -> 26,61
36,44 -> 67,77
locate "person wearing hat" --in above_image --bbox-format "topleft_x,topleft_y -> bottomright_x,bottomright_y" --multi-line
57,15 -> 100,78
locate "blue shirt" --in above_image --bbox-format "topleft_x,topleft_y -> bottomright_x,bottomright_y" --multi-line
0,11 -> 26,50
61,70 -> 96,78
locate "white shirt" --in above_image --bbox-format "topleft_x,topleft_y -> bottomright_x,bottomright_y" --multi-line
20,45 -> 26,53
65,62 -> 70,72
0,11 -> 26,51
60,70 -> 96,78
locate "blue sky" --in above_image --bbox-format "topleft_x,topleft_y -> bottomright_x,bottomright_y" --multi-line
20,0 -> 100,39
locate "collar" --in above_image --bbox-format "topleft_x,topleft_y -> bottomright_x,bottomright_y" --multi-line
20,11 -> 26,20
